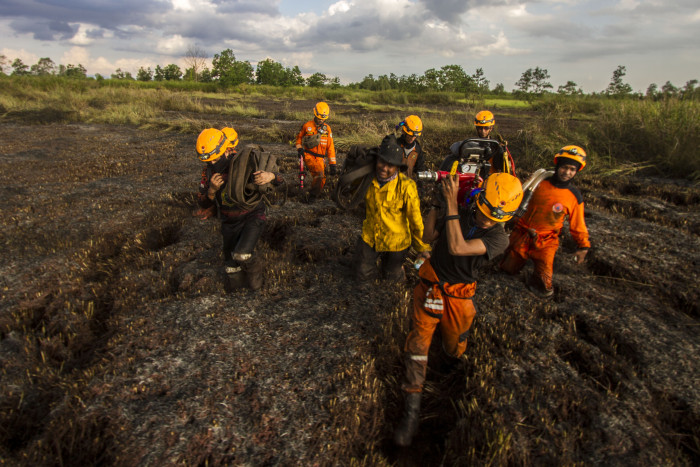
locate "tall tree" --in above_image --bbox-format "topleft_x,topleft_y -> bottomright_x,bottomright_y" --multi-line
162,64 -> 182,81
681,79 -> 698,99
285,65 -> 304,86
111,68 -> 134,80
557,81 -> 581,95
646,83 -> 658,99
306,72 -> 328,87
11,58 -> 30,76
605,65 -> 632,96
531,67 -> 553,94
471,68 -> 490,94
515,67 -> 551,97
199,68 -> 213,83
212,49 -> 253,86
137,66 -> 153,81
183,45 -> 207,82
255,58 -> 286,85
438,64 -> 471,92
0,54 -> 7,74
30,57 -> 56,75
661,80 -> 678,97
154,65 -> 165,81
61,64 -> 87,78
515,68 -> 534,93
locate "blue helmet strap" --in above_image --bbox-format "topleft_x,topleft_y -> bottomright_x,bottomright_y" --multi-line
464,188 -> 483,207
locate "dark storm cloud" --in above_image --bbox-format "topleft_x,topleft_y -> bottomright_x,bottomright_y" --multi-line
9,17 -> 78,41
0,0 -> 170,33
158,12 -> 252,44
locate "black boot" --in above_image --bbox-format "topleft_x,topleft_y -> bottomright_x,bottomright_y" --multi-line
242,258 -> 264,291
394,392 -> 421,447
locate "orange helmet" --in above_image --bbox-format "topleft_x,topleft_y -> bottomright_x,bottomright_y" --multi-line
474,110 -> 495,127
553,145 -> 586,171
313,102 -> 330,120
399,115 -> 423,136
476,173 -> 523,222
196,127 -> 238,162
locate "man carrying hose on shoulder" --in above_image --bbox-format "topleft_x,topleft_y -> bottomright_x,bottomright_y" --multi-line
196,127 -> 283,290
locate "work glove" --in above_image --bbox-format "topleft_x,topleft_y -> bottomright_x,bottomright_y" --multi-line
329,164 -> 337,176
297,148 -> 304,158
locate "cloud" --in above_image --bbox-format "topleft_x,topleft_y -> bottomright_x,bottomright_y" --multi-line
9,17 -> 78,41
0,0 -> 697,91
213,0 -> 279,16
0,47 -> 39,66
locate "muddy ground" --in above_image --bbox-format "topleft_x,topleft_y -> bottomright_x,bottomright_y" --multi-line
0,109 -> 699,465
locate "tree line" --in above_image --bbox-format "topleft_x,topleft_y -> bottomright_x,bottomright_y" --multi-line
1,49 -> 697,100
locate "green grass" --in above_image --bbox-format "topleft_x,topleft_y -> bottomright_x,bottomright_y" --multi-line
1,75 -> 698,180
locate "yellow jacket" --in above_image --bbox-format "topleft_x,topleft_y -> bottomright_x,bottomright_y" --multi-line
362,173 -> 431,253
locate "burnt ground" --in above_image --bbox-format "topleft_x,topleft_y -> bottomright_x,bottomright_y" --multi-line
0,118 -> 699,466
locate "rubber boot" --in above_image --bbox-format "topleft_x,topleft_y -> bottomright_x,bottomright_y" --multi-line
243,258 -> 263,291
393,392 -> 421,447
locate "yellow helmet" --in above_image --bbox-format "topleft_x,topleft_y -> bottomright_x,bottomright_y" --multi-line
400,115 -> 423,136
474,110 -> 495,127
196,127 -> 238,162
553,145 -> 587,171
313,101 -> 330,120
476,173 -> 523,222
221,127 -> 239,149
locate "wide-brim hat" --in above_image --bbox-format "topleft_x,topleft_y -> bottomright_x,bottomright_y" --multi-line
378,134 -> 405,167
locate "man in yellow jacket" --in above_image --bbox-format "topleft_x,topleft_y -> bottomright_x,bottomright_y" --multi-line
296,101 -> 337,198
353,134 -> 431,282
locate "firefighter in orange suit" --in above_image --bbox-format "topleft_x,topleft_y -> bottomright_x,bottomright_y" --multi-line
394,172 -> 524,447
296,102 -> 337,197
500,145 -> 590,298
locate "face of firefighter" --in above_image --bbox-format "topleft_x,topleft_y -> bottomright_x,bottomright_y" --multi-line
376,159 -> 399,180
403,133 -> 417,145
314,116 -> 325,126
556,163 -> 578,183
474,208 -> 498,229
476,126 -> 492,138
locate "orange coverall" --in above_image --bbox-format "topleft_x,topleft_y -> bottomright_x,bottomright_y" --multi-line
402,260 -> 478,393
296,120 -> 336,194
500,178 -> 590,290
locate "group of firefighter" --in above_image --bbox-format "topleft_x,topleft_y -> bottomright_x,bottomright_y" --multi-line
193,102 -> 590,447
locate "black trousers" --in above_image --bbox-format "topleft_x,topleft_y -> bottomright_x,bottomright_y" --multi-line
221,209 -> 266,266
353,237 -> 408,283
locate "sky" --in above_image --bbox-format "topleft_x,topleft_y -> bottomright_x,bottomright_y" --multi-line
1,0 -> 699,93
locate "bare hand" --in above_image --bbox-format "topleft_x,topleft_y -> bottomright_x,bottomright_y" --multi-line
574,249 -> 588,264
210,173 -> 224,190
253,171 -> 275,185
441,174 -> 460,211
